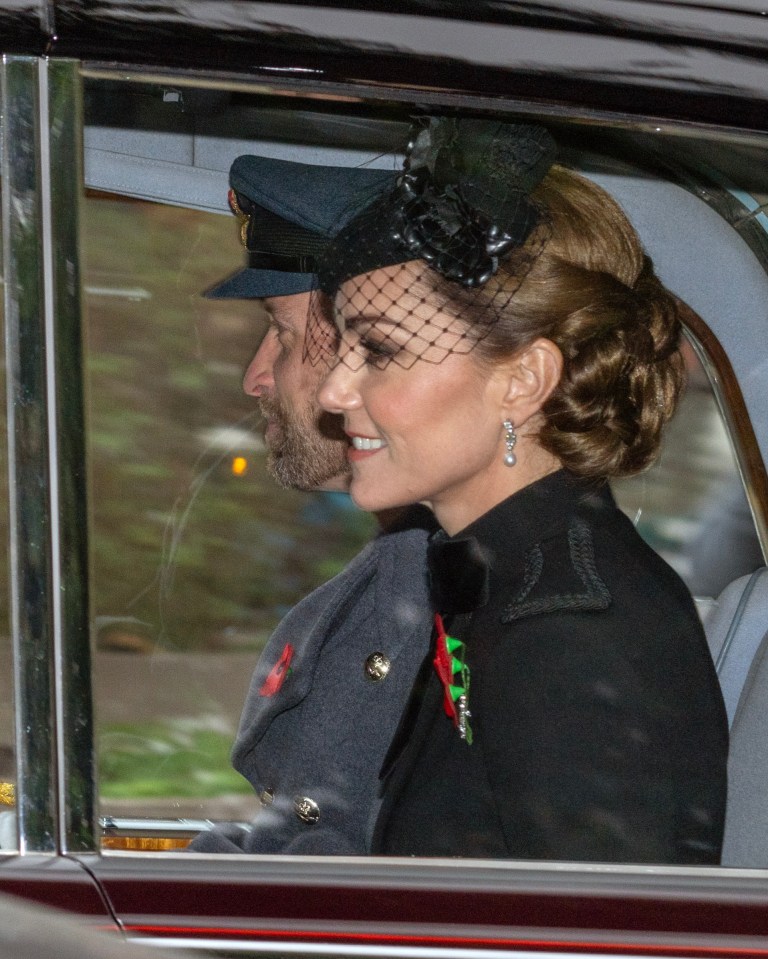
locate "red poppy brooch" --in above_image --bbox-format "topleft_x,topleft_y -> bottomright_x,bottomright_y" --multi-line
259,642 -> 294,697
433,613 -> 473,743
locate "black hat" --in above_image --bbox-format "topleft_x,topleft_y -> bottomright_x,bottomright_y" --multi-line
305,118 -> 556,370
318,119 -> 556,294
205,154 -> 397,299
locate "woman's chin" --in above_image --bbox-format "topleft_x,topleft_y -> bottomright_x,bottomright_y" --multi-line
349,483 -> 406,515
349,489 -> 389,513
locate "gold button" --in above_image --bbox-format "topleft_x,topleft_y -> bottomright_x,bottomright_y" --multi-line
364,652 -> 391,681
293,796 -> 320,824
259,787 -> 274,807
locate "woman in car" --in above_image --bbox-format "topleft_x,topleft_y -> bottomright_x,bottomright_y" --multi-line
314,117 -> 728,864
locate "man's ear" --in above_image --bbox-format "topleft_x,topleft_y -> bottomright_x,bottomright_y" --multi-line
498,338 -> 563,427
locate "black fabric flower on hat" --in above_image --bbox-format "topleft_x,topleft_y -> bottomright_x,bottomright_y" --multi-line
392,118 -> 556,287
306,117 -> 557,369
316,117 -> 556,295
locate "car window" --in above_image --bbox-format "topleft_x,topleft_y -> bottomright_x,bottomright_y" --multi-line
80,81 -> 768,862
84,193 -> 378,829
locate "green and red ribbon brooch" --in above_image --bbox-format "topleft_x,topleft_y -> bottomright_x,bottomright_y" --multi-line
433,613 -> 473,744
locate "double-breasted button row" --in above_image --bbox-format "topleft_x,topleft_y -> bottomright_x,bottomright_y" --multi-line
253,651 -> 391,832
364,651 -> 391,681
293,796 -> 320,824
259,788 -> 320,824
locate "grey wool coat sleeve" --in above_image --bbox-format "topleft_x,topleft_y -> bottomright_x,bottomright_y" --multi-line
189,524 -> 432,855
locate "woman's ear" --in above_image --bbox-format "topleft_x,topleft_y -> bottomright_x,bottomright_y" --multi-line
499,338 -> 563,426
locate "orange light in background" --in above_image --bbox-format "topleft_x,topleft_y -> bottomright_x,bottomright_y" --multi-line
232,456 -> 248,476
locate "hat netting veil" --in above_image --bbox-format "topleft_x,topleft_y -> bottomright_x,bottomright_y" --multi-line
305,117 -> 557,370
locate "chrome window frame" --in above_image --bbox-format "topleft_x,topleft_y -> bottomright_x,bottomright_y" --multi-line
1,55 -> 93,854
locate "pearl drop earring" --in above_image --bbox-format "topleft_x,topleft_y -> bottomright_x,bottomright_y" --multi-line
503,420 -> 517,466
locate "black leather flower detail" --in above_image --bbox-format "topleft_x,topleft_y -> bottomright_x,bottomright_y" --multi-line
391,118 -> 555,288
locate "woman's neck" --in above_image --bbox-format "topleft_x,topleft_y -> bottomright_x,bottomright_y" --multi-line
428,448 -> 563,537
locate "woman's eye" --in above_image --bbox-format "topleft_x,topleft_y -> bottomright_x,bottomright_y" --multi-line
361,337 -> 398,368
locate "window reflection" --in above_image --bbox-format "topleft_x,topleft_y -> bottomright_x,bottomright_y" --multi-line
84,195 -> 377,821
85,197 -> 762,840
612,332 -> 762,598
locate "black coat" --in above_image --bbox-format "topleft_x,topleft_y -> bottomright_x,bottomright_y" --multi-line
373,470 -> 728,864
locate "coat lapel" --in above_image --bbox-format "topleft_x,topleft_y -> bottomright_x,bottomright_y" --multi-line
501,519 -> 611,623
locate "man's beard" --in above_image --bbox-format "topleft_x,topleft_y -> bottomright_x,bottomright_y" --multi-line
258,393 -> 350,491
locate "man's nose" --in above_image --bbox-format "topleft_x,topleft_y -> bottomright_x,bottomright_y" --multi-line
243,332 -> 279,397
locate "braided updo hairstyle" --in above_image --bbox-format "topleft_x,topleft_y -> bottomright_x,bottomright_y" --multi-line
444,164 -> 685,479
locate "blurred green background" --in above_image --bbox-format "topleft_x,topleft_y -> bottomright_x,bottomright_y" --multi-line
83,195 -> 377,812
85,195 -> 377,655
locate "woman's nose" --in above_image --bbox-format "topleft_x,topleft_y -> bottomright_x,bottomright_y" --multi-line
242,331 -> 279,397
318,358 -> 362,413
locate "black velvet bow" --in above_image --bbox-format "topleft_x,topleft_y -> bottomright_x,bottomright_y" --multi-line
427,533 -> 490,615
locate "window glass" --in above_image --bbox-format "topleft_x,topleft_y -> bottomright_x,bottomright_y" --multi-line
83,87 -> 766,864
86,194 -> 761,843
84,194 -> 377,825
612,333 -> 763,599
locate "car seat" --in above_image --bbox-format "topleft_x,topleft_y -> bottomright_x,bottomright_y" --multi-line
702,567 -> 768,866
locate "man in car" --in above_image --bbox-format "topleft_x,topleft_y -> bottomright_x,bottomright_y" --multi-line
189,154 -> 432,854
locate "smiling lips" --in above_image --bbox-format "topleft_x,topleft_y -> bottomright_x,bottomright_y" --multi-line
348,434 -> 386,460
351,436 -> 385,450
